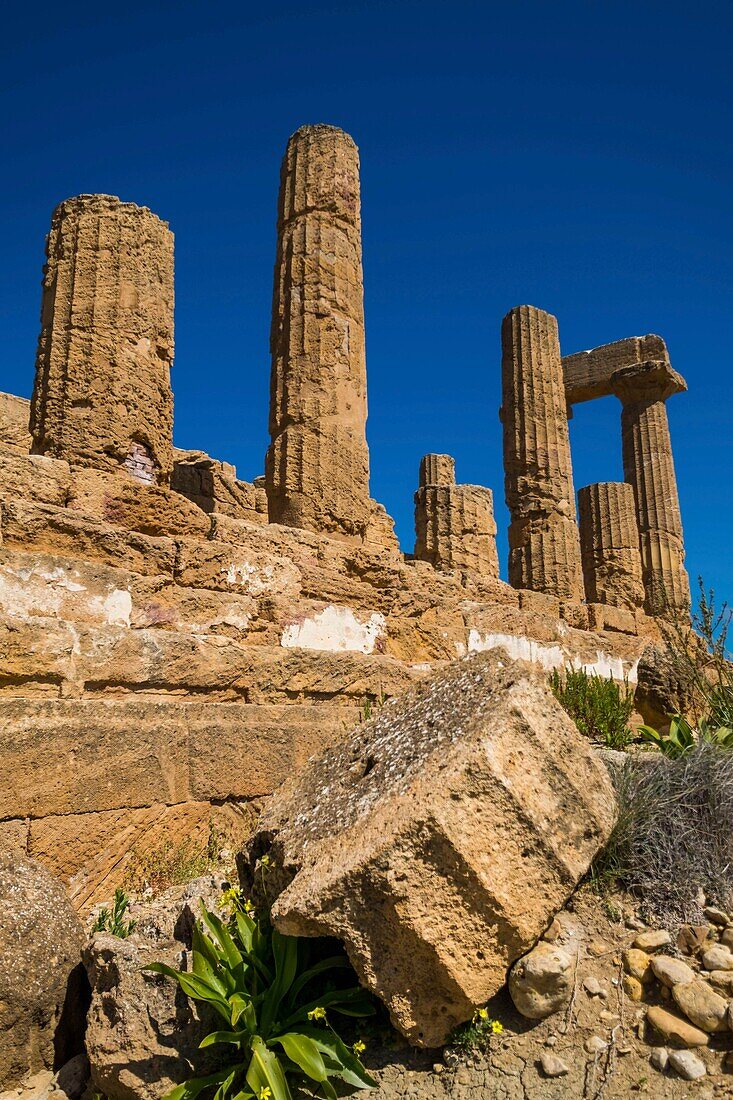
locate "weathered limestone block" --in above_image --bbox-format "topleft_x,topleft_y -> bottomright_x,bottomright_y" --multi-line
240,652 -> 616,1046
265,124 -> 396,547
67,466 -> 211,538
31,802 -> 257,911
0,450 -> 70,506
84,878 -> 224,1100
172,450 -> 268,523
0,852 -> 85,1089
578,481 -> 645,609
0,392 -> 32,453
30,195 -> 175,482
501,305 -> 584,600
563,334 -> 669,405
174,535 -> 301,598
0,499 -> 177,576
0,698 -> 356,822
413,453 -> 499,577
612,362 -> 690,614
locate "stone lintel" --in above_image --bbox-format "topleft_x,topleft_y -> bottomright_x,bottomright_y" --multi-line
610,360 -> 687,405
562,335 -> 678,405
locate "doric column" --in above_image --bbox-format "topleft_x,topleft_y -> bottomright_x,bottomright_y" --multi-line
30,194 -> 174,483
414,454 -> 499,576
612,362 -> 690,614
500,305 -> 584,600
578,482 -> 645,609
266,124 -> 375,539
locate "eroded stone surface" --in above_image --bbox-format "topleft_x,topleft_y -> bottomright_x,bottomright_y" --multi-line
30,195 -> 175,483
578,482 -> 644,610
239,651 -> 616,1046
501,306 -> 584,600
413,454 -> 499,577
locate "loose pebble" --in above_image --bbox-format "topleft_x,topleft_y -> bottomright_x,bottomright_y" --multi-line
667,1049 -> 707,1081
650,955 -> 695,988
703,906 -> 729,926
702,944 -> 733,971
540,1053 -> 569,1078
650,1047 -> 669,1072
633,930 -> 671,952
584,1035 -> 607,1055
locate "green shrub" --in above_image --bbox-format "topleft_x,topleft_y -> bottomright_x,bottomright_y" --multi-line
92,888 -> 136,938
449,1007 -> 504,1053
124,825 -> 232,898
592,740 -> 733,920
550,667 -> 633,749
146,887 -> 376,1099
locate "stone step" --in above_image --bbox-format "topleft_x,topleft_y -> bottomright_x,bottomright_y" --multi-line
0,697 -> 359,822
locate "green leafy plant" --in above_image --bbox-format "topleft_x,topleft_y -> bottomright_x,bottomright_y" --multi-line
92,888 -> 137,938
661,579 -> 733,729
448,1007 -> 504,1053
145,887 -> 377,1099
123,825 -> 233,898
639,714 -> 733,758
550,667 -> 634,749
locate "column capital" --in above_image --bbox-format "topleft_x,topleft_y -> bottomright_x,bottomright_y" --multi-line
611,360 -> 687,405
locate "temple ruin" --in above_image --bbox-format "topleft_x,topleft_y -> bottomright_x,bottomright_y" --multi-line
0,123 -> 691,906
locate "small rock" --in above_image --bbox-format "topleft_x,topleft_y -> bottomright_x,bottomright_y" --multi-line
702,944 -> 733,971
600,1010 -> 619,1024
667,1049 -> 706,1081
645,1006 -> 709,1048
703,906 -> 729,926
617,1044 -> 633,1055
650,955 -> 695,988
623,948 -> 652,982
432,1064 -> 444,1074
625,916 -> 646,931
677,924 -> 711,956
584,1036 -> 607,1055
540,1053 -> 569,1078
508,942 -> 573,1020
721,927 -> 733,949
650,1047 -> 669,1072
583,976 -> 605,997
588,939 -> 611,958
672,978 -> 728,1033
707,969 -> 733,994
633,930 -> 671,952
544,1035 -> 557,1047
623,975 -> 644,1002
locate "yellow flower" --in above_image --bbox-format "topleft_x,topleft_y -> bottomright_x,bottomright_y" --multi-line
472,1007 -> 489,1024
491,1020 -> 504,1035
353,1040 -> 366,1055
243,898 -> 255,914
218,886 -> 243,914
258,1089 -> 272,1100
307,1006 -> 327,1021
260,854 -> 272,869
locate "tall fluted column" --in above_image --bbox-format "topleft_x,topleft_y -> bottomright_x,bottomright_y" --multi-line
414,454 -> 499,576
266,124 -> 375,538
612,362 -> 690,614
578,482 -> 645,609
500,305 -> 584,600
30,194 -> 174,483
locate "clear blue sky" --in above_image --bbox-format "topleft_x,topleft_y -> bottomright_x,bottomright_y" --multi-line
2,1 -> 731,604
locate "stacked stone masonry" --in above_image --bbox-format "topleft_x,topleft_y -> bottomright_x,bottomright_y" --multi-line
501,305 -> 585,601
578,482 -> 645,610
0,123 -> 692,911
413,453 -> 499,577
30,195 -> 175,483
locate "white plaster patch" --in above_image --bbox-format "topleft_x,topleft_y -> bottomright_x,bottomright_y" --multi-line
467,629 -> 638,683
224,559 -> 283,597
281,605 -> 386,654
100,589 -> 133,627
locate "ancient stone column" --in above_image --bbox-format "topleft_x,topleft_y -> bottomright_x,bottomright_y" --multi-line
266,124 -> 375,539
612,362 -> 690,614
578,482 -> 645,610
30,194 -> 174,483
414,454 -> 499,576
500,305 -> 585,600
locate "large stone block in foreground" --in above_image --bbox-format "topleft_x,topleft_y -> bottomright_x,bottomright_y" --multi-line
240,651 -> 616,1047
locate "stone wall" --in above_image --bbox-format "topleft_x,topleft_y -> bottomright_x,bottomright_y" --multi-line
0,408 -> 653,909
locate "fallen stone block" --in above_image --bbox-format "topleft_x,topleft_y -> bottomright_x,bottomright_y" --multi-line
239,650 -> 617,1046
0,852 -> 85,1090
